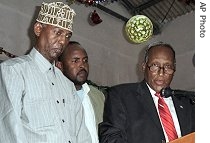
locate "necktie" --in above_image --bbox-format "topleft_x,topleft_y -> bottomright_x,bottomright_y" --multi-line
155,92 -> 178,141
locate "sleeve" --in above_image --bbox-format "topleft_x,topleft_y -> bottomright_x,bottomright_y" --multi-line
0,63 -> 28,143
98,87 -> 128,143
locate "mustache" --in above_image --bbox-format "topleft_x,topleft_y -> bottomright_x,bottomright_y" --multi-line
78,69 -> 88,74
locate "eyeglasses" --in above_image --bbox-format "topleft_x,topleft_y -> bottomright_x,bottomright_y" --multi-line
147,64 -> 175,75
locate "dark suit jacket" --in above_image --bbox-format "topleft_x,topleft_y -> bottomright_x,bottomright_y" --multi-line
99,80 -> 195,143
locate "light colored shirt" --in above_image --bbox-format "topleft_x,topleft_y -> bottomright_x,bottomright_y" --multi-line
76,83 -> 99,143
147,84 -> 181,142
0,48 -> 91,143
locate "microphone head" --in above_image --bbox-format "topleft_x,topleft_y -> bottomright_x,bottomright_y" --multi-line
161,87 -> 174,98
160,87 -> 195,104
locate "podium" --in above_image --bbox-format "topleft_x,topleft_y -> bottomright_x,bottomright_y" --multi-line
169,132 -> 195,143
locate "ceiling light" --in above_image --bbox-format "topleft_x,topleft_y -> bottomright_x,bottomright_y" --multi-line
125,15 -> 153,44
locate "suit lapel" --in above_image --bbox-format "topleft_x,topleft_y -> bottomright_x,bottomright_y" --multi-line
88,86 -> 105,129
88,90 -> 100,124
172,96 -> 189,135
136,81 -> 163,131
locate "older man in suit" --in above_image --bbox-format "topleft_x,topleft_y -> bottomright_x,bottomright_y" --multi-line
99,42 -> 195,143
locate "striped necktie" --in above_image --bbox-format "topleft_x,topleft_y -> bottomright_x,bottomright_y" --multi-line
155,92 -> 178,141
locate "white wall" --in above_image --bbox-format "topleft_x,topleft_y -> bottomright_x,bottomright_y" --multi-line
0,0 -> 194,90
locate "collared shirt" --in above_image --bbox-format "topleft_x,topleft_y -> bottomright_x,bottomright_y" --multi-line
0,48 -> 91,143
76,83 -> 99,143
146,84 -> 181,142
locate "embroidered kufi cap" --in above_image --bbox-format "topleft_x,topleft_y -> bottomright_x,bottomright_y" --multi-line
36,2 -> 76,32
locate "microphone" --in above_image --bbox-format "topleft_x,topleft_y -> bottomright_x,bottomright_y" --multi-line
161,87 -> 195,104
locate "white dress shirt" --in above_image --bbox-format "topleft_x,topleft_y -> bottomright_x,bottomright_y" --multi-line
77,83 -> 99,143
147,84 -> 181,142
0,48 -> 91,143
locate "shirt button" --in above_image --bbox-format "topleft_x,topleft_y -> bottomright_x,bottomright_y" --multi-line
68,141 -> 71,143
62,119 -> 65,123
56,100 -> 59,103
52,83 -> 54,85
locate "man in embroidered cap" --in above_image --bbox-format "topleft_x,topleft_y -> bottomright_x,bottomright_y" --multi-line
0,2 -> 92,143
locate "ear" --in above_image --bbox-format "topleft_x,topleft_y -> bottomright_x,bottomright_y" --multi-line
34,22 -> 43,36
55,61 -> 63,72
141,62 -> 146,72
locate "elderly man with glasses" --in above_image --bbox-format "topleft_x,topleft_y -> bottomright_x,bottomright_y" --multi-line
99,42 -> 195,143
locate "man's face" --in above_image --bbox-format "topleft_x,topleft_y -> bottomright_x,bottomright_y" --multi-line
62,45 -> 89,86
142,46 -> 175,92
35,23 -> 72,63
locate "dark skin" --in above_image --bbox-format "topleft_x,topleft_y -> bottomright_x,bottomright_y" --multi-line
60,44 -> 89,90
142,46 -> 176,92
34,22 -> 72,63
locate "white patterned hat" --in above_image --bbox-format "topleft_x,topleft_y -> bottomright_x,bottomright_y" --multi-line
36,2 -> 76,32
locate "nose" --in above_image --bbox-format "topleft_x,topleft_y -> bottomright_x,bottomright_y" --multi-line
59,35 -> 67,46
158,67 -> 164,75
79,61 -> 86,68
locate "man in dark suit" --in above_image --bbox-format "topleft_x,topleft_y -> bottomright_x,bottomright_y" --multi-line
99,42 -> 195,143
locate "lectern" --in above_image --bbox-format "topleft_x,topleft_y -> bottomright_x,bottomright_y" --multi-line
169,132 -> 195,143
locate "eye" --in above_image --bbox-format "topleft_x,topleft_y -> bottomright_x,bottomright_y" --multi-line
164,64 -> 173,70
54,30 -> 61,36
151,63 -> 159,67
83,58 -> 88,63
147,63 -> 160,72
72,58 -> 79,63
65,33 -> 72,40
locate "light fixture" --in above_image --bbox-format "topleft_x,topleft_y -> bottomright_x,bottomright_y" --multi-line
67,0 -> 118,6
89,10 -> 102,25
0,47 -> 17,58
125,15 -> 153,44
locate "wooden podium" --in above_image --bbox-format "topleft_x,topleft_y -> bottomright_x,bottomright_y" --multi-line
169,132 -> 195,143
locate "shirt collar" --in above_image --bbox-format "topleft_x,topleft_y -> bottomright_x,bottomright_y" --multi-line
81,83 -> 90,96
29,48 -> 54,73
146,83 -> 156,98
146,83 -> 172,101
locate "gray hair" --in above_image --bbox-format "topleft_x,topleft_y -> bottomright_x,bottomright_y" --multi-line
144,41 -> 176,65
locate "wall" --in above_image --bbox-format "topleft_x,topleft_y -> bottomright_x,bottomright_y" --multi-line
0,0 -> 194,90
